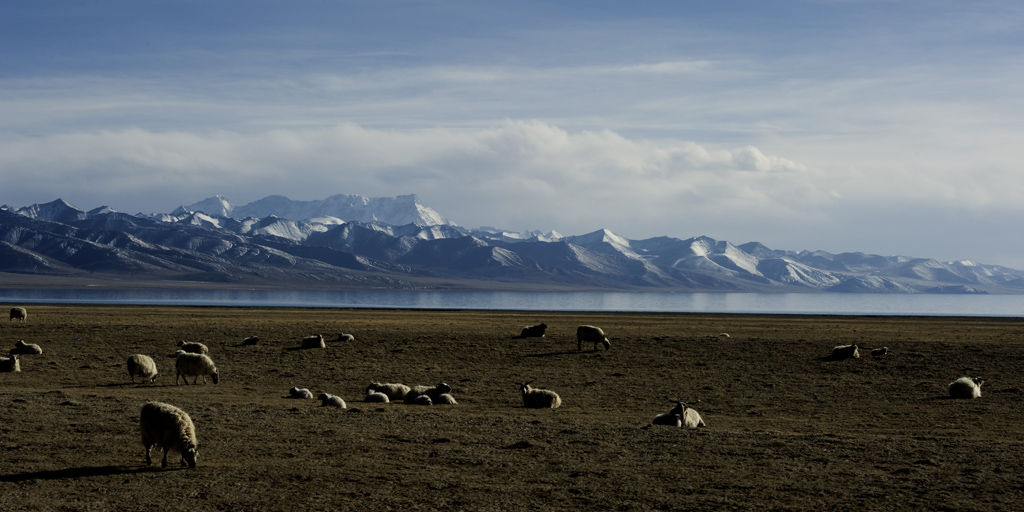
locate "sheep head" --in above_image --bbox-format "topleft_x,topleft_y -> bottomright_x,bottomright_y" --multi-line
182,445 -> 198,468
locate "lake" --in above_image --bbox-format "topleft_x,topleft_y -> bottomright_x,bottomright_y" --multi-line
2,288 -> 1023,316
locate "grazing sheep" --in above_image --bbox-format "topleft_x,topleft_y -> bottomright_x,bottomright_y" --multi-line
301,334 -> 326,349
289,387 -> 314,399
318,393 -> 347,408
410,395 -> 433,406
0,355 -> 20,372
169,349 -> 187,358
127,354 -> 159,384
404,382 -> 453,404
9,340 -> 43,355
365,391 -> 390,403
242,336 -> 259,346
520,323 -> 547,338
139,402 -> 199,468
9,307 -> 27,323
577,325 -> 611,351
176,340 -> 209,354
332,333 -> 355,342
175,353 -> 219,385
949,376 -> 984,399
871,347 -> 889,357
829,343 -> 860,360
366,382 -> 412,401
519,381 -> 562,409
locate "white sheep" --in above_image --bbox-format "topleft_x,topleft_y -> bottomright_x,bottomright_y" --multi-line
175,353 -> 219,385
332,333 -> 355,342
653,401 -> 706,429
0,354 -> 20,372
577,325 -> 611,351
366,382 -> 412,401
9,340 -> 43,355
176,340 -> 209,354
139,401 -> 199,468
365,391 -> 390,403
403,382 -> 452,404
301,334 -> 326,349
948,376 -> 984,399
9,307 -> 27,323
435,393 -> 458,405
409,395 -> 433,406
519,381 -> 562,409
829,343 -> 860,360
318,393 -> 347,408
169,349 -> 187,358
127,354 -> 159,384
289,387 -> 314,399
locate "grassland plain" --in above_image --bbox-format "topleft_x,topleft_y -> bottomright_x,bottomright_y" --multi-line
2,305 -> 1024,511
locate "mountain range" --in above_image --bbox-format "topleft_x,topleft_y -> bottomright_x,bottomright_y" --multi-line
2,194 -> 1022,294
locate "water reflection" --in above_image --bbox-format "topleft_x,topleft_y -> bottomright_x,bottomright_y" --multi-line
0,288 -> 1022,316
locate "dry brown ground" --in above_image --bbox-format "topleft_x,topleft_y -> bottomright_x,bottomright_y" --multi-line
2,305 -> 1024,511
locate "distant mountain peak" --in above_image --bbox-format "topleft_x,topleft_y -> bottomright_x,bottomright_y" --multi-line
15,198 -> 88,223
185,193 -> 450,227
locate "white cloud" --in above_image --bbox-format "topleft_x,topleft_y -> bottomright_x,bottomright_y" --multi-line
0,121 -> 823,223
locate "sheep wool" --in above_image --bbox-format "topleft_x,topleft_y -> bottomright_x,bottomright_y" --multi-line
577,325 -> 611,351
365,391 -> 390,403
176,340 -> 209,354
520,382 -> 562,409
829,343 -> 860,360
366,382 -> 412,401
9,307 -> 27,322
318,393 -> 347,408
949,376 -> 984,399
140,402 -> 199,468
10,340 -> 43,355
301,335 -> 326,349
289,387 -> 314,399
175,353 -> 219,385
127,354 -> 159,384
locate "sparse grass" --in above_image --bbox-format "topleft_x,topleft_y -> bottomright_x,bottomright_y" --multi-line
2,306 -> 1024,511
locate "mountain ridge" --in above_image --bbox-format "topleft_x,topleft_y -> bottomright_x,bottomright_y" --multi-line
3,196 -> 1022,293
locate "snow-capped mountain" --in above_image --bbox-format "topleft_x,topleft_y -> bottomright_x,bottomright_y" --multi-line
5,196 -> 1023,293
178,193 -> 451,227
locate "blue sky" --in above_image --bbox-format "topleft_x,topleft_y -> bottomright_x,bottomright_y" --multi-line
3,1 -> 1024,267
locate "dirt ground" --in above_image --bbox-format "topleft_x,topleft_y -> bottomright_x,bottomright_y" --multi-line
2,304 -> 1024,511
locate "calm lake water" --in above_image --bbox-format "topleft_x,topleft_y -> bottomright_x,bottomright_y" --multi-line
2,288 -> 1023,316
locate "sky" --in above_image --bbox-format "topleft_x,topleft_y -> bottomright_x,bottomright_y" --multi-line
2,1 -> 1024,267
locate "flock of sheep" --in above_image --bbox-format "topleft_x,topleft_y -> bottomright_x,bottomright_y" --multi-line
827,341 -> 985,398
4,306 -> 989,469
